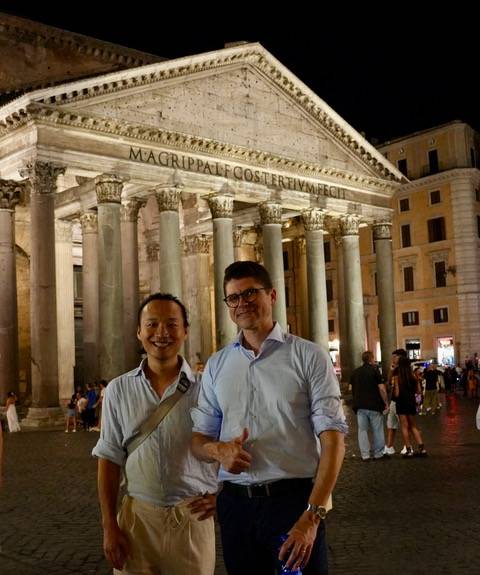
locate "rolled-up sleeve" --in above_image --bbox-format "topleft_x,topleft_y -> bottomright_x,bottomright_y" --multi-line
91,385 -> 126,466
307,347 -> 348,437
191,361 -> 223,439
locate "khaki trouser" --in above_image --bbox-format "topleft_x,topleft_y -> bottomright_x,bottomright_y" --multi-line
114,495 -> 215,575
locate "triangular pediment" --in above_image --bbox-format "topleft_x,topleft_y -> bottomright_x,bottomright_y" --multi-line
0,43 -> 404,184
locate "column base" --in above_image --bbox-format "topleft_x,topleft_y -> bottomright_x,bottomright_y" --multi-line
21,407 -> 65,430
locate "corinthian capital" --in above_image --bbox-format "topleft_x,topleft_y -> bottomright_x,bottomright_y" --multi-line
301,208 -> 325,231
184,234 -> 210,255
207,193 -> 233,219
259,201 -> 282,225
121,198 -> 146,222
339,215 -> 361,236
372,220 -> 393,241
19,161 -> 65,195
0,179 -> 26,210
95,174 -> 123,204
80,211 -> 98,234
156,186 -> 182,212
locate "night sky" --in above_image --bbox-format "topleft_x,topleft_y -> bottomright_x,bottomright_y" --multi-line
1,3 -> 476,143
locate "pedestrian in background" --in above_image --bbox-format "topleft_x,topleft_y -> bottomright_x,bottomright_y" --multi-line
350,350 -> 389,461
384,349 -> 407,455
393,356 -> 427,457
5,392 -> 21,433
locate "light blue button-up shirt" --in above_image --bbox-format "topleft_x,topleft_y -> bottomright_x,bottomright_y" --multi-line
191,323 -> 348,485
92,358 -> 218,506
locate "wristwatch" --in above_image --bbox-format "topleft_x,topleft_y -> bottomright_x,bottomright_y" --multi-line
306,503 -> 328,520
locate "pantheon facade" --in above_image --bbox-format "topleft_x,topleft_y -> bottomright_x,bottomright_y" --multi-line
0,17 -> 405,426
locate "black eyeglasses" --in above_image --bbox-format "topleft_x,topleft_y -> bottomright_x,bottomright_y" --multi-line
223,287 -> 268,308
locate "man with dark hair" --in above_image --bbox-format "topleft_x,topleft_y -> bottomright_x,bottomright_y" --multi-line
192,261 -> 347,575
350,351 -> 389,461
93,293 -> 218,575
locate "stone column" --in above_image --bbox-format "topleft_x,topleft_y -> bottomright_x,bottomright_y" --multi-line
0,180 -> 22,403
259,201 -> 287,330
20,162 -> 65,427
80,211 -> 99,386
156,187 -> 183,299
294,237 -> 309,339
96,174 -> 125,382
121,199 -> 144,371
332,230 -> 350,382
55,220 -> 75,403
207,193 -> 236,348
302,208 -> 329,350
373,221 -> 397,379
340,215 -> 366,375
183,235 -> 212,365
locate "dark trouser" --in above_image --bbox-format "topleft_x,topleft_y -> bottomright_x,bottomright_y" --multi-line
217,479 -> 328,575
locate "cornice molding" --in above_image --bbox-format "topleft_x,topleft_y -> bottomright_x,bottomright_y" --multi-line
399,168 -> 480,191
0,103 -> 400,195
0,45 -> 402,185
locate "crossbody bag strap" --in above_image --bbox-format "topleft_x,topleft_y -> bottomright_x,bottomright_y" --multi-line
125,373 -> 191,457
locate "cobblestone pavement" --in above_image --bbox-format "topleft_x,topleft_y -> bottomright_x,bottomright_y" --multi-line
0,393 -> 479,574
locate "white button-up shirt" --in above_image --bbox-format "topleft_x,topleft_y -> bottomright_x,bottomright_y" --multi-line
191,323 -> 348,485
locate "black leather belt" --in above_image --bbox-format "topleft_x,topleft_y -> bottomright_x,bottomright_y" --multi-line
222,478 -> 313,498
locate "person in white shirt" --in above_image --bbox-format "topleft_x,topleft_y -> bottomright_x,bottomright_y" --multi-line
92,293 -> 218,575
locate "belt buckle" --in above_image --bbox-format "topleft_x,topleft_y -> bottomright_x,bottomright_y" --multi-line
247,483 -> 270,498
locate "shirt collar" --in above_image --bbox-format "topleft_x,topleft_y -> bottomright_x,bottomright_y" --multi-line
134,356 -> 195,383
234,321 -> 285,349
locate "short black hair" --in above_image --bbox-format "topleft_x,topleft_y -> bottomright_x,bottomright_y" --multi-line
223,261 -> 273,295
392,348 -> 407,357
137,293 -> 189,328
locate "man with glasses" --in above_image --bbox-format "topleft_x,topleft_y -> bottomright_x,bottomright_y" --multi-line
192,261 -> 347,575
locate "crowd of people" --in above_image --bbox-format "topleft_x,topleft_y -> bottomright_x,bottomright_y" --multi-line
65,380 -> 107,433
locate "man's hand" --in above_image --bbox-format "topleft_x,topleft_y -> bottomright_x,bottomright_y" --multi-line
103,522 -> 131,570
188,493 -> 216,520
216,428 -> 252,474
278,511 -> 320,571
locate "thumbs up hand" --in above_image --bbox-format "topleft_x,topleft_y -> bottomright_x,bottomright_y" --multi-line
217,428 -> 252,474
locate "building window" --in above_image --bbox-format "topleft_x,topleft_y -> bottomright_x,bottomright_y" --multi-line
428,217 -> 446,242
328,319 -> 335,333
326,279 -> 333,302
430,190 -> 441,204
433,307 -> 448,323
397,158 -> 408,177
428,149 -> 439,174
401,224 -> 411,248
406,339 -> 421,360
475,189 -> 480,202
471,148 -> 476,167
399,198 -> 410,212
403,266 -> 414,292
283,250 -> 289,271
434,261 -> 447,287
324,241 -> 331,263
477,215 -> 480,238
402,311 -> 419,326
